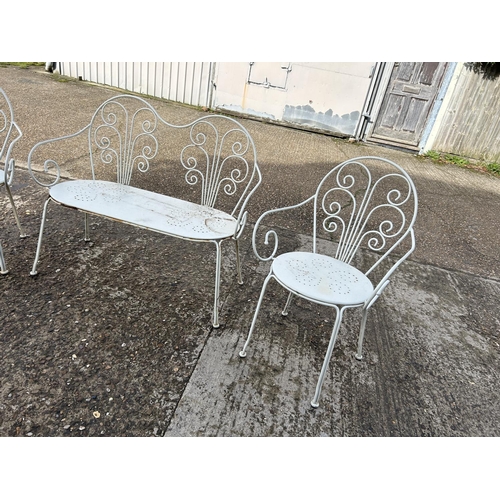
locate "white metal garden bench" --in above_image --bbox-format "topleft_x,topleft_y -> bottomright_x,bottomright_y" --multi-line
27,94 -> 261,327
239,156 -> 418,408
0,87 -> 26,274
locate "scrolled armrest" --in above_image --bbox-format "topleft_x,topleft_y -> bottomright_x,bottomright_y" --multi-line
252,195 -> 314,261
27,126 -> 89,187
2,121 -> 22,186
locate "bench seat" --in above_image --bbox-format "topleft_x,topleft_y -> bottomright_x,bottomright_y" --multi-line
50,180 -> 238,241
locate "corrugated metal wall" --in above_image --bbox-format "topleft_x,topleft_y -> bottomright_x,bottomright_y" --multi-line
431,65 -> 500,162
58,62 -> 214,108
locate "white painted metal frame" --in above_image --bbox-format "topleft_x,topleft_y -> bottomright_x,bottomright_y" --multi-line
0,87 -> 27,274
27,94 -> 261,327
239,156 -> 418,408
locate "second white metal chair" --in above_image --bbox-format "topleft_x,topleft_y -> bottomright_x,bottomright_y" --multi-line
0,87 -> 26,274
239,156 -> 418,408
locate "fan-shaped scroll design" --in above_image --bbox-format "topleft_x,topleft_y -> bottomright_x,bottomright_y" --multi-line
90,100 -> 159,185
319,161 -> 413,268
180,120 -> 251,208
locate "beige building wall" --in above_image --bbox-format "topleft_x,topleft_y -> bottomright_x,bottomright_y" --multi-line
213,62 -> 375,136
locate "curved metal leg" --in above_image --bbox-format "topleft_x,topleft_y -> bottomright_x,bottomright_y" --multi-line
311,307 -> 344,408
30,197 -> 52,276
282,292 -> 294,316
0,242 -> 7,274
355,308 -> 369,360
235,238 -> 243,285
5,182 -> 26,238
84,213 -> 90,242
212,241 -> 223,328
239,273 -> 274,358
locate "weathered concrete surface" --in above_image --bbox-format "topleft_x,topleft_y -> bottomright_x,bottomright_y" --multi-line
165,237 -> 500,436
0,65 -> 499,437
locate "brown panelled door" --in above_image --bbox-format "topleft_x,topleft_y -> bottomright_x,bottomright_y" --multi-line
368,62 -> 448,149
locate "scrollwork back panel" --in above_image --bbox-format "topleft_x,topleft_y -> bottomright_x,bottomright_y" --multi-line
88,97 -> 257,214
314,158 -> 416,272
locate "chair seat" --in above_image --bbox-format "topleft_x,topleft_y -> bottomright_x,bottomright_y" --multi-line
272,252 -> 374,306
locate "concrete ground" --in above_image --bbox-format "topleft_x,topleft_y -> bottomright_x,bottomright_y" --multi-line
0,65 -> 499,437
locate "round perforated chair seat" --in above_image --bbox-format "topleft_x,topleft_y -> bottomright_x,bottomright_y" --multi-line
272,252 -> 374,306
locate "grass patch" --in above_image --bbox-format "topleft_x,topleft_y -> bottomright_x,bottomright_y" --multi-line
486,163 -> 500,175
423,150 -> 500,177
0,62 -> 45,69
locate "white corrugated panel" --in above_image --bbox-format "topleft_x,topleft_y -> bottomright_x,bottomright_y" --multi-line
58,62 -> 214,108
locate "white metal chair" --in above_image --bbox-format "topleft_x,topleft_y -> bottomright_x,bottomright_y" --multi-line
0,87 -> 26,274
239,156 -> 418,408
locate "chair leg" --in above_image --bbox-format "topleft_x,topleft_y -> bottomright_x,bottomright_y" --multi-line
239,273 -> 273,358
5,182 -> 27,238
282,292 -> 294,316
30,197 -> 52,276
355,308 -> 369,361
234,238 -> 243,285
84,213 -> 90,241
0,241 -> 7,274
212,240 -> 223,328
311,307 -> 344,408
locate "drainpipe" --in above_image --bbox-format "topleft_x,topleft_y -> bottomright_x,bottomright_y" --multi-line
354,62 -> 386,141
207,62 -> 217,110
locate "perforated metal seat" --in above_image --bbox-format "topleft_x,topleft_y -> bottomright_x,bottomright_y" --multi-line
272,252 -> 374,306
239,156 -> 418,408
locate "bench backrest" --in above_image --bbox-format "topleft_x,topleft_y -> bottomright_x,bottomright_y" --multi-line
87,95 -> 261,217
28,94 -> 262,221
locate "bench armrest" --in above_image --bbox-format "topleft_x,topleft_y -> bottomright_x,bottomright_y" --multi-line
27,125 -> 89,187
1,121 -> 22,186
231,165 -> 262,239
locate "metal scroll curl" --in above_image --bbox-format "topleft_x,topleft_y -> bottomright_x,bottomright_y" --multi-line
319,165 -> 412,263
92,102 -> 159,185
181,121 -> 251,207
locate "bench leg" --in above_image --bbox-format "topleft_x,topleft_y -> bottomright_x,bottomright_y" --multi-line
30,197 -> 52,276
5,182 -> 27,238
0,241 -> 7,275
84,213 -> 90,241
212,240 -> 222,328
235,238 -> 243,285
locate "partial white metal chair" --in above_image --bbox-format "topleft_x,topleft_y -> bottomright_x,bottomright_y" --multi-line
239,156 -> 418,408
0,87 -> 26,274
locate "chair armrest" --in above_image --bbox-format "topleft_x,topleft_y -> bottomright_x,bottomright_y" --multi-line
364,228 -> 416,308
252,195 -> 314,261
